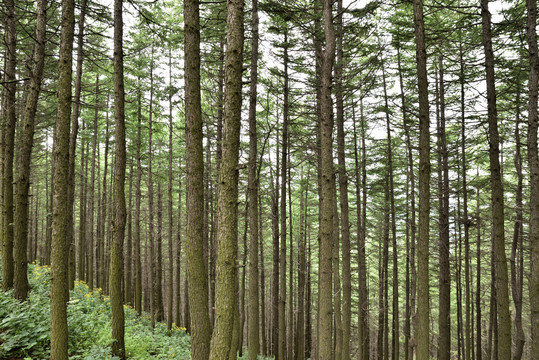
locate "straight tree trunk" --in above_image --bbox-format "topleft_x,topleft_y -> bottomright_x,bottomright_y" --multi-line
272,148 -> 280,357
50,0 -> 75,357
476,189 -> 483,360
511,91 -> 525,360
437,56 -> 451,360
13,0 -> 46,300
279,29 -> 290,360
480,0 -> 512,357
135,82 -> 143,314
1,0 -> 17,292
527,0 -> 539,355
318,1 -> 335,359
458,39 -> 472,360
248,0 -> 260,356
167,54 -> 174,330
110,0 -> 127,354
259,197 -> 267,356
77,125 -> 87,282
148,52 -> 156,328
125,161 -> 133,304
413,0 -> 431,356
184,0 -> 211,357
176,175 -> 183,326
209,0 -> 244,357
297,173 -> 306,360
156,184 -> 164,322
66,0 -> 88,291
335,1 -> 351,357
88,76 -> 99,291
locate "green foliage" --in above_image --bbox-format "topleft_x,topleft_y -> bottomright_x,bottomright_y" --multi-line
0,263 -> 191,359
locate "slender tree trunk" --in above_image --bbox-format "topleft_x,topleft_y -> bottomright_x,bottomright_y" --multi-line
248,1 -> 260,356
66,0 -> 88,292
50,0 -> 75,357
176,175 -> 183,326
332,179 -> 343,360
413,0 -> 431,356
279,29 -> 290,360
167,54 -> 174,330
476,189 -> 483,360
297,172 -> 306,360
88,76 -> 99,291
156,184 -> 164,322
527,0 -> 539,355
272,146 -> 280,357
238,200 -> 249,357
209,0 -> 244,357
13,0 -> 46,300
458,38 -> 472,360
134,82 -> 143,314
77,126 -> 87,282
148,51 -> 156,328
436,56 -> 450,360
184,0 -> 211,356
125,161 -> 133,304
318,1 -> 335,359
110,0 -> 126,354
481,0 -> 512,357
335,1 -> 351,357
1,0 -> 17,292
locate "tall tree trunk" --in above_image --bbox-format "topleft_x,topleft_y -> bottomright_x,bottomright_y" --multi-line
353,99 -> 369,360
297,172 -> 306,360
272,143 -> 280,357
77,126 -> 87,282
248,0 -> 260,356
480,0 -> 512,357
176,175 -> 183,326
318,1 -> 335,359
279,28 -> 290,360
476,188 -> 483,360
125,161 -> 133,304
156,183 -> 164,322
110,0 -> 126,354
1,0 -> 17,292
66,0 -> 88,292
13,0 -> 46,300
511,90 -> 525,360
134,82 -> 143,314
413,0 -> 431,356
335,1 -> 351,357
437,56 -> 450,360
148,51 -> 156,328
184,0 -> 211,356
238,199 -> 249,357
260,198 -> 267,357
167,53 -> 174,331
458,38 -> 472,360
209,0 -> 244,357
332,179 -> 343,360
527,0 -> 539,355
50,0 -> 75,357
88,75 -> 99,291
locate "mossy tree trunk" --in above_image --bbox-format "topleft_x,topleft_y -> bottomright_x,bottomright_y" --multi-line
209,0 -> 244,357
184,0 -> 211,357
50,0 -> 75,357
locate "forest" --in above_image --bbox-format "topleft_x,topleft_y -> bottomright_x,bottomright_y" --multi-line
0,0 -> 538,358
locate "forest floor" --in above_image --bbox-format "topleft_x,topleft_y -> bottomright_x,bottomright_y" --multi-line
0,263 -> 191,359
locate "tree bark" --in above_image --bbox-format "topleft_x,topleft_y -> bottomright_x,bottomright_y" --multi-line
135,81 -> 143,314
335,1 -> 351,357
318,1 -> 335,359
412,0 -> 431,357
50,0 -> 75,357
480,0 -> 512,357
436,56 -> 450,360
527,0 -> 539,354
248,0 -> 260,356
208,0 -> 244,357
13,0 -> 46,300
110,0 -> 127,354
1,0 -> 17,292
184,0 -> 212,356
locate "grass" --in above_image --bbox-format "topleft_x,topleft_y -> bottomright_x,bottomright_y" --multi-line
0,263 -> 190,359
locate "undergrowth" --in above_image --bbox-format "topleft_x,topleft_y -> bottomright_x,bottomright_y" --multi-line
0,263 -> 190,359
